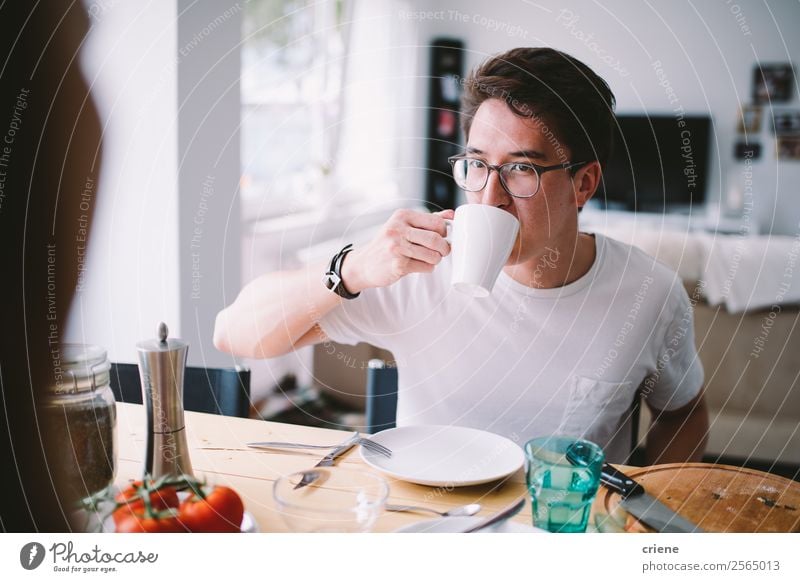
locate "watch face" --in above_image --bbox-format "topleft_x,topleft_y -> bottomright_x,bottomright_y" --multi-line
324,272 -> 341,291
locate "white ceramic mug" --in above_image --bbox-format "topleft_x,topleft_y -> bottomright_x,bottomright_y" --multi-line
444,205 -> 520,298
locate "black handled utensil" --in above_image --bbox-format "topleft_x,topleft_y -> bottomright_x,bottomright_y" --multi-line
599,463 -> 705,533
565,442 -> 704,533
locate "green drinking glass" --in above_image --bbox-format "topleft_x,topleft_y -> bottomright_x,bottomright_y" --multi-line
525,436 -> 605,533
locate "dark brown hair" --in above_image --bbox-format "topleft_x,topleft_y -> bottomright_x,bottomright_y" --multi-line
460,47 -> 616,171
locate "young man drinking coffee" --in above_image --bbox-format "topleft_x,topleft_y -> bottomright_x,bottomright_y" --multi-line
214,47 -> 708,464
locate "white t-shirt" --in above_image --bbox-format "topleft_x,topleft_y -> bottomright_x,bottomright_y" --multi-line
319,233 -> 704,462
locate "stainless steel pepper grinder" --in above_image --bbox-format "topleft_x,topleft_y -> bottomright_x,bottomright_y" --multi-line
137,322 -> 194,479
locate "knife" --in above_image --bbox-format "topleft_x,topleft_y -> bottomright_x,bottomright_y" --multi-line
600,464 -> 705,533
293,432 -> 361,490
461,497 -> 526,533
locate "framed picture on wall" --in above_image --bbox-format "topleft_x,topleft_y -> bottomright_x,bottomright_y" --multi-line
777,136 -> 800,160
772,111 -> 800,135
753,64 -> 794,103
738,106 -> 762,133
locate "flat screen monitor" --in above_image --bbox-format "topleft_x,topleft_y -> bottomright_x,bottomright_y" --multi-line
597,115 -> 712,212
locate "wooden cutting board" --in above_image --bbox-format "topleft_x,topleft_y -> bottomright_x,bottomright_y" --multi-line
595,463 -> 800,533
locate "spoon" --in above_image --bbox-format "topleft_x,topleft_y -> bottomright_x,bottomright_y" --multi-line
385,503 -> 482,517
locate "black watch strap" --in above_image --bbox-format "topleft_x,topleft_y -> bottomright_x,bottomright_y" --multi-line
323,243 -> 361,299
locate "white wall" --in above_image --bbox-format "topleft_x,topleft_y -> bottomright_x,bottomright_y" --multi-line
176,0 -> 242,368
69,1 -> 181,362
69,0 -> 241,368
410,0 -> 800,235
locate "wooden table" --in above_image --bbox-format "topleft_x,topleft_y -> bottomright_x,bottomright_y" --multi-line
115,403 -> 800,532
114,403 -> 532,532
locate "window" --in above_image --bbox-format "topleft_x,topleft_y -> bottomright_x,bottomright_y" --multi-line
241,0 -> 346,220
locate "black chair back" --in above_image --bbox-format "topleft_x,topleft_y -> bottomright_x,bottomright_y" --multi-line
109,362 -> 251,418
365,359 -> 398,434
626,384 -> 646,465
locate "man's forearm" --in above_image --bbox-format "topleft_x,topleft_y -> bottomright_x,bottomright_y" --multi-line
644,397 -> 709,465
213,260 -> 342,358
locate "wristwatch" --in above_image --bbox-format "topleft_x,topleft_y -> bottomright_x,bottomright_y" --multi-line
323,243 -> 361,299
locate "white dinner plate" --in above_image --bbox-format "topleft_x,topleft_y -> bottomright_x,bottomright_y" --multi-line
360,425 -> 525,487
394,516 -> 545,533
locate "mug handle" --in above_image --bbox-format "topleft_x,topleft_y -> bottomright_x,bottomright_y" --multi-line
443,218 -> 453,244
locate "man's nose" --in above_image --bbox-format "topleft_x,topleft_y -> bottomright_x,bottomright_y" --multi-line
479,170 -> 511,208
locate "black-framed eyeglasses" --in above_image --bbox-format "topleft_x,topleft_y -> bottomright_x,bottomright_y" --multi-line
448,155 -> 588,199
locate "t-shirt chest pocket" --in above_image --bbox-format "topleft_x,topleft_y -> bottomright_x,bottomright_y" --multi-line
556,375 -> 634,446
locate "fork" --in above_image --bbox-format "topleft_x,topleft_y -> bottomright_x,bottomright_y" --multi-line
247,432 -> 393,458
385,503 -> 482,517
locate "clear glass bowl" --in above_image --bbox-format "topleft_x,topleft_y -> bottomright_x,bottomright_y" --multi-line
273,468 -> 389,532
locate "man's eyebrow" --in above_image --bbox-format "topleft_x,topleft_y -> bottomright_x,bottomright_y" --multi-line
507,149 -> 546,159
465,146 -> 546,159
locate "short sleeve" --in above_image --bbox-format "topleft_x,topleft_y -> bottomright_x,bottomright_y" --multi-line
318,283 -> 405,350
642,286 -> 705,411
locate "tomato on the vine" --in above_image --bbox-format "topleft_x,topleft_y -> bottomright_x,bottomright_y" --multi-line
80,474 -> 245,533
112,481 -> 179,528
178,486 -> 244,533
115,513 -> 184,533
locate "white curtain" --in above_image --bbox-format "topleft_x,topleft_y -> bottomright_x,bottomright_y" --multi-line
332,0 -> 417,207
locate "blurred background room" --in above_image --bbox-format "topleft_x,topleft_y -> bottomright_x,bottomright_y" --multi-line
70,0 -> 800,478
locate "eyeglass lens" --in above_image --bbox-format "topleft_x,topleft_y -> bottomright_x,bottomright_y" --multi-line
451,158 -> 539,198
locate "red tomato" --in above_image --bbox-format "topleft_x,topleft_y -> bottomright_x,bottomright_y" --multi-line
178,486 -> 244,533
115,513 -> 184,533
112,481 -> 179,527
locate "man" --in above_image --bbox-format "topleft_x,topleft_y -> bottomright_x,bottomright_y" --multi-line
214,47 -> 708,464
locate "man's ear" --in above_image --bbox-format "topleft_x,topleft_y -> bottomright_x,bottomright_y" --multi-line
573,160 -> 602,208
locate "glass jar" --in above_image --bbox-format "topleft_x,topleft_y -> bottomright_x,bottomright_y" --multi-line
43,344 -> 117,503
